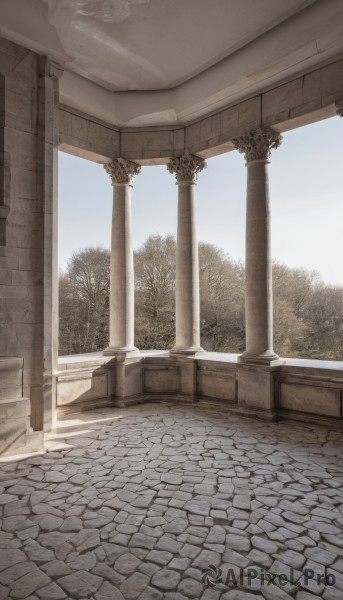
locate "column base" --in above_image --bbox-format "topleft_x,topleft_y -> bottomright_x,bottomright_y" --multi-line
238,350 -> 284,366
170,345 -> 204,356
103,346 -> 140,358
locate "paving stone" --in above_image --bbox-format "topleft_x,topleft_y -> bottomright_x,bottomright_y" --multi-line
66,552 -> 97,571
193,549 -> 222,568
0,494 -> 18,505
38,514 -> 63,531
72,528 -> 100,552
178,578 -> 203,598
10,569 -> 51,599
57,571 -> 103,597
95,581 -> 125,600
36,582 -> 67,599
169,557 -> 190,570
120,572 -> 150,599
164,518 -> 188,534
45,472 -> 69,484
304,547 -> 337,566
146,550 -> 173,565
129,533 -> 155,550
137,586 -> 163,600
0,548 -> 26,571
2,516 -> 34,532
233,495 -> 251,510
226,533 -> 251,552
161,474 -> 183,485
25,540 -> 55,562
60,516 -> 83,532
251,535 -> 279,554
155,535 -> 182,553
0,405 -> 342,600
222,591 -> 264,599
0,562 -> 37,585
138,563 -> 160,577
115,553 -> 141,574
92,563 -> 125,585
247,548 -> 273,568
151,569 -> 181,591
40,561 -> 73,577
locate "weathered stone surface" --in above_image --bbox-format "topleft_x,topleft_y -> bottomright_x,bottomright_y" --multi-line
120,572 -> 150,599
95,581 -> 125,600
0,403 -> 342,600
115,553 -> 141,574
151,569 -> 181,590
10,569 -> 51,599
0,548 -> 26,571
57,571 -> 103,597
36,582 -> 67,599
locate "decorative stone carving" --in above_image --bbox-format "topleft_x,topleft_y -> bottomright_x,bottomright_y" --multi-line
336,101 -> 343,117
167,155 -> 206,184
233,127 -> 282,162
105,158 -> 141,186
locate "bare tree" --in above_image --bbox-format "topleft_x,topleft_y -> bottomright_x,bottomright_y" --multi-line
58,238 -> 343,361
134,234 -> 176,349
59,247 -> 110,355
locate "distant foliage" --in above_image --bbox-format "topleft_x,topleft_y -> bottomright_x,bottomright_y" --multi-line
59,236 -> 343,360
59,247 -> 110,355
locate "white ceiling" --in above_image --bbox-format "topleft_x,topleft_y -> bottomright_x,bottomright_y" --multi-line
1,0 -> 343,126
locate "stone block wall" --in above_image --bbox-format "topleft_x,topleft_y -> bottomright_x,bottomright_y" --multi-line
56,354 -> 343,426
0,38 -> 60,449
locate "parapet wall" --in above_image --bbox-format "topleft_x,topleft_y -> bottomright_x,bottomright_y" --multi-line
57,353 -> 343,426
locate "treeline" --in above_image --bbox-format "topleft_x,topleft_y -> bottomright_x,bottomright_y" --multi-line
59,235 -> 343,360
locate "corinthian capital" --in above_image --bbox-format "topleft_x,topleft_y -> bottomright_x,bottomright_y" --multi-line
233,128 -> 282,162
167,155 -> 206,184
104,158 -> 141,186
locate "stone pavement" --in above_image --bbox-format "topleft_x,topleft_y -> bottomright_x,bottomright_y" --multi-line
0,403 -> 342,600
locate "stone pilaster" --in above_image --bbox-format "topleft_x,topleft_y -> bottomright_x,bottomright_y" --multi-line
167,155 -> 206,354
233,128 -> 282,365
38,57 -> 63,432
103,158 -> 141,356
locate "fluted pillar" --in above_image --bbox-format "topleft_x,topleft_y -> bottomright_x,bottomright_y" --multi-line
103,158 -> 141,356
167,155 -> 206,354
233,128 -> 282,364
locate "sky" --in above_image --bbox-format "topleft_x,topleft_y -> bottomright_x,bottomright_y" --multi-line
58,116 -> 343,286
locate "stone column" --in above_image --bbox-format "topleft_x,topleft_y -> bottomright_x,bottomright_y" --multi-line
233,128 -> 282,364
167,155 -> 206,354
103,158 -> 141,356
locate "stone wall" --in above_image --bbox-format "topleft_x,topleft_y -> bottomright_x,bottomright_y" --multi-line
57,354 -> 343,426
0,357 -> 43,456
0,38 -> 60,448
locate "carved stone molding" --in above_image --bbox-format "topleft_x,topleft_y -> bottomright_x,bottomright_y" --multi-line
336,101 -> 343,117
104,158 -> 141,186
233,128 -> 282,162
167,155 -> 206,184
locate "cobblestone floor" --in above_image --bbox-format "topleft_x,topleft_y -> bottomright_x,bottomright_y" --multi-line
0,403 -> 342,600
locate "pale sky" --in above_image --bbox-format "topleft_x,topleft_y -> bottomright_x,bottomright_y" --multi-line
58,116 -> 343,285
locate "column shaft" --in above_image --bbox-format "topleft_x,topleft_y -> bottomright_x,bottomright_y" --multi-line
175,182 -> 201,351
244,159 -> 274,359
103,158 -> 140,356
167,155 -> 206,355
109,184 -> 135,351
233,128 -> 282,364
